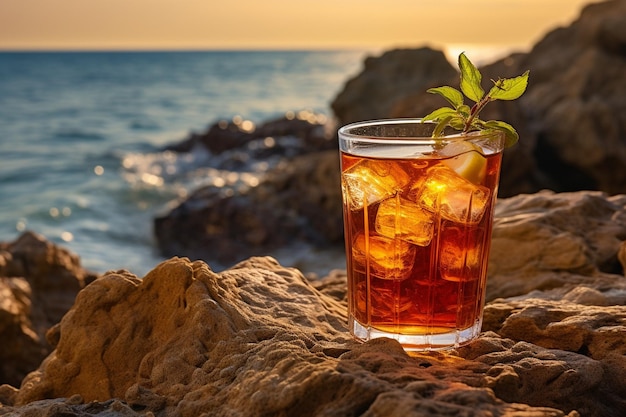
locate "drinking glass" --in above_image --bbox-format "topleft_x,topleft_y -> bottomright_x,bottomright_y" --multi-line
339,119 -> 504,351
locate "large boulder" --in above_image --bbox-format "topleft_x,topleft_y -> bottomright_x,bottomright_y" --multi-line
2,190 -> 626,416
154,149 -> 344,271
166,111 -> 335,157
333,0 -> 626,197
154,111 -> 344,271
0,232 -> 97,388
330,48 -> 457,125
488,190 -> 626,300
480,0 -> 626,196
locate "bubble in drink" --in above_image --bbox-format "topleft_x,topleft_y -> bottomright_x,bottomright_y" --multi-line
375,196 -> 434,246
351,233 -> 415,280
412,166 -> 490,224
342,159 -> 410,210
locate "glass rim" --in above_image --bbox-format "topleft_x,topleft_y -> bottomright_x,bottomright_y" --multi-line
338,118 -> 504,145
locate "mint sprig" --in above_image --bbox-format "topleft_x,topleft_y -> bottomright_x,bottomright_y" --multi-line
423,52 -> 529,148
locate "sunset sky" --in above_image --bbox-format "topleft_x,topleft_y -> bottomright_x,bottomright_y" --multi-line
0,0 -> 602,51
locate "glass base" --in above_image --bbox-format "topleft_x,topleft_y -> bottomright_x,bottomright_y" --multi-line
350,316 -> 482,352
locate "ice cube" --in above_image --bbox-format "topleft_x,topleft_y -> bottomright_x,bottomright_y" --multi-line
352,233 -> 415,280
439,223 -> 485,281
375,196 -> 434,246
355,281 -> 414,318
342,159 -> 410,211
412,166 -> 490,223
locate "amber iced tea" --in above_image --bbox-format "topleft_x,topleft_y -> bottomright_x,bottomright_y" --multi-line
339,120 -> 504,351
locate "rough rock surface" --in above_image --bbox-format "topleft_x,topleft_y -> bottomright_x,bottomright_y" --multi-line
488,190 -> 626,300
333,0 -> 626,197
2,190 -> 626,416
0,232 -> 97,388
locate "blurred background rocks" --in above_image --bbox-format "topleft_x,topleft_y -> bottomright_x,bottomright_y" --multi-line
154,0 -> 626,272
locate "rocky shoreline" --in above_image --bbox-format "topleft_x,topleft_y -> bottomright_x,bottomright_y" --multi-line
153,0 -> 626,272
1,190 -> 626,416
154,111 -> 344,273
2,1 -> 626,416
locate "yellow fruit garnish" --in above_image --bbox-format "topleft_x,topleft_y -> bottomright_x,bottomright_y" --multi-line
440,141 -> 487,184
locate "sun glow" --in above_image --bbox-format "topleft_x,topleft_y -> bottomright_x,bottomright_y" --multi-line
0,0 -> 603,51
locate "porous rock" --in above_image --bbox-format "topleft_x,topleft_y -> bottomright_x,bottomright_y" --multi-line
4,192 -> 626,416
0,231 -> 97,388
488,190 -> 626,300
11,189 -> 626,417
3,256 -> 591,417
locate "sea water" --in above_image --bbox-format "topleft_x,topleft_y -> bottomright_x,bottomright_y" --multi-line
0,50 -> 372,275
0,47 -> 509,277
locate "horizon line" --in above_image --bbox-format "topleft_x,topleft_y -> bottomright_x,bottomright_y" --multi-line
0,41 -> 521,53
0,47 -> 376,53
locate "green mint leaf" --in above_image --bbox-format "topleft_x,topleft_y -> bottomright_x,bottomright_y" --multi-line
423,106 -> 457,122
457,104 -> 471,118
432,116 -> 453,137
427,86 -> 464,109
483,120 -> 519,148
487,70 -> 530,101
431,115 -> 466,137
421,52 -> 529,147
448,116 -> 466,131
459,53 -> 484,103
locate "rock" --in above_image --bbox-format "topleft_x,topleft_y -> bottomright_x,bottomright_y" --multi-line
166,111 -> 335,156
331,47 -> 458,126
487,190 -> 626,300
331,0 -> 626,197
489,0 -> 626,196
3,255 -> 600,417
4,192 -> 626,415
619,241 -> 626,274
0,394 -> 141,416
457,335 -> 623,417
0,231 -> 97,388
155,110 -> 344,273
154,149 -> 344,271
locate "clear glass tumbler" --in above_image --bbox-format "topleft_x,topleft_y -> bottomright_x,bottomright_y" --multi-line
339,119 -> 505,351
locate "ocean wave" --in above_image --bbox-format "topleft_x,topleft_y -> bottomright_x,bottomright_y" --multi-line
53,129 -> 106,141
0,50 -> 369,275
